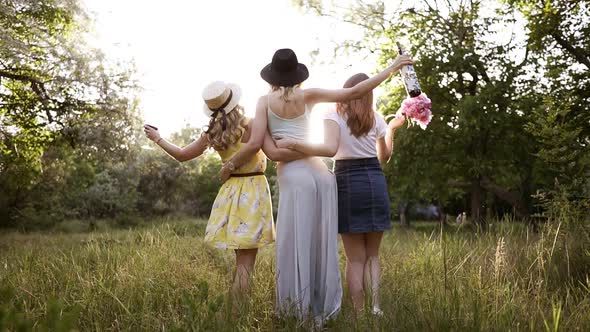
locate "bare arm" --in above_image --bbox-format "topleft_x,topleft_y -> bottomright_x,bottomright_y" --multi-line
376,135 -> 391,165
304,55 -> 413,105
225,96 -> 268,167
218,97 -> 271,182
144,125 -> 208,162
276,120 -> 341,157
377,116 -> 405,164
262,129 -> 306,162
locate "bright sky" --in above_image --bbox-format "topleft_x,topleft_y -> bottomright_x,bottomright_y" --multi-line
82,0 -> 379,137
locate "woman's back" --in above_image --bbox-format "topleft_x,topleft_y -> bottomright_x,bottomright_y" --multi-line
217,140 -> 266,174
268,89 -> 342,321
324,109 -> 387,160
266,89 -> 310,141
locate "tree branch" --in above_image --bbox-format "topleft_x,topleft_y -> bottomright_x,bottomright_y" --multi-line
551,32 -> 590,69
448,180 -> 470,188
515,46 -> 530,70
0,69 -> 40,83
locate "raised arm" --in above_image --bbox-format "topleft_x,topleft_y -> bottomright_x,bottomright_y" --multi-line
218,96 -> 268,181
144,125 -> 208,162
262,129 -> 306,162
276,120 -> 341,158
303,54 -> 413,105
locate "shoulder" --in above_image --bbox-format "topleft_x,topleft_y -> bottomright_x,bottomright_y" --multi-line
256,95 -> 268,107
322,108 -> 341,122
374,112 -> 388,136
254,95 -> 269,114
201,132 -> 212,148
374,111 -> 387,124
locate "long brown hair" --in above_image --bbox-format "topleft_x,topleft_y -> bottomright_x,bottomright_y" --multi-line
336,73 -> 374,137
205,105 -> 247,151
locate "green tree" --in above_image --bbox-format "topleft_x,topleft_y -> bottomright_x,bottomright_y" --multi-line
296,0 -> 547,223
136,126 -> 222,217
0,0 -> 139,226
509,0 -> 590,218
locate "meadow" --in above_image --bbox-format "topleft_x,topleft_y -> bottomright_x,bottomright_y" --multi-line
1,218 -> 589,331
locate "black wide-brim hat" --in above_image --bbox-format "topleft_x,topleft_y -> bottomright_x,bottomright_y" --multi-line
260,48 -> 309,87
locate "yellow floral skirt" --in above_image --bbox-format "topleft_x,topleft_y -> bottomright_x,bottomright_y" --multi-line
204,175 -> 275,249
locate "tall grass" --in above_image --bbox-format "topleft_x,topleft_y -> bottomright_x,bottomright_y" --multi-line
1,218 -> 589,331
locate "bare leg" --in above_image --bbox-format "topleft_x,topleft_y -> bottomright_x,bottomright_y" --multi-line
365,232 -> 384,314
233,249 -> 258,298
341,233 -> 367,312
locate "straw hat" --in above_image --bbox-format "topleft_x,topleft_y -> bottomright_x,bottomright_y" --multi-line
202,81 -> 242,117
260,48 -> 309,87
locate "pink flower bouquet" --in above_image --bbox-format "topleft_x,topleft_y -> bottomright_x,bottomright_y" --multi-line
389,93 -> 432,130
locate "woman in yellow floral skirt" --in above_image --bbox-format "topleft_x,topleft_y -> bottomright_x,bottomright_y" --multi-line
144,81 -> 298,296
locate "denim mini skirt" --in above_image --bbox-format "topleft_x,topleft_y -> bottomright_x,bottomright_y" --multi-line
334,157 -> 391,234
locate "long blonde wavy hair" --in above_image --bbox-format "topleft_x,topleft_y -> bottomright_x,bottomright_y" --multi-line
205,105 -> 247,151
271,84 -> 301,102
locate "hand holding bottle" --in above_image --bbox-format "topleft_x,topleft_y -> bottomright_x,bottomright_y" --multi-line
143,124 -> 161,143
391,54 -> 413,74
396,42 -> 422,97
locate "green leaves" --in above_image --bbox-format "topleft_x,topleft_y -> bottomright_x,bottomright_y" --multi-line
0,0 -> 139,226
299,0 -> 573,220
513,0 -> 590,214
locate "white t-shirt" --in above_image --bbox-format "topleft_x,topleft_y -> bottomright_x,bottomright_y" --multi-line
323,109 -> 388,160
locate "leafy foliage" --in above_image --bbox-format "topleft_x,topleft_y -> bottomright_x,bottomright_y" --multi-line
296,0 -> 589,223
0,0 -> 140,226
510,0 -> 590,216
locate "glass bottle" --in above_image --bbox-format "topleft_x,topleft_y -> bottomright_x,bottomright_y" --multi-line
397,42 -> 422,97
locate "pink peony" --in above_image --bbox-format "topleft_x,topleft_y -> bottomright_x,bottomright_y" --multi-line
395,93 -> 432,130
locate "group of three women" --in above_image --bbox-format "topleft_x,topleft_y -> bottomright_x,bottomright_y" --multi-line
143,48 -> 413,324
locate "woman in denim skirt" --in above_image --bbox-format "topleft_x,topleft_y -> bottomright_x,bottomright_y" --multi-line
277,73 -> 405,315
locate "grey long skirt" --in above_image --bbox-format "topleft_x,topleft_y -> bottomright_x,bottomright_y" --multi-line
275,157 -> 342,323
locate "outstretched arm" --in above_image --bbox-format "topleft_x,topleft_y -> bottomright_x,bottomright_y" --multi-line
262,129 -> 306,162
144,125 -> 208,162
303,54 -> 413,105
276,120 -> 340,157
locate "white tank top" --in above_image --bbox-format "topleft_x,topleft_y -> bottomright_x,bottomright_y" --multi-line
266,95 -> 310,141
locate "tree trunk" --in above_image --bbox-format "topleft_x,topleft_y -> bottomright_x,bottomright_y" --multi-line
400,202 -> 410,227
470,179 -> 484,226
485,192 -> 494,221
480,176 -> 530,219
435,204 -> 447,225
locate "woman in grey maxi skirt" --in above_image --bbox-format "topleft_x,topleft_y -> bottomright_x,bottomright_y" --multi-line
220,48 -> 413,324
275,155 -> 342,321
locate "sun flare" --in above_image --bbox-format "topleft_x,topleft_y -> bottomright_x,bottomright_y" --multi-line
83,0 -> 376,137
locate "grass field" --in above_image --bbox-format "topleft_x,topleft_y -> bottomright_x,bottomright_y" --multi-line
1,218 -> 589,331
